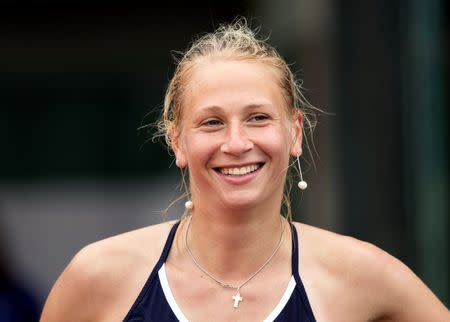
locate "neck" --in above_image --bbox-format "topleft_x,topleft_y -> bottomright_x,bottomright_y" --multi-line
183,200 -> 285,282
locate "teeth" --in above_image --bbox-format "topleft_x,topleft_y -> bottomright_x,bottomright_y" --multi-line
220,164 -> 260,176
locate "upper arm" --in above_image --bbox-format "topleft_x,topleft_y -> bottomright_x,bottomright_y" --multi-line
360,243 -> 449,321
40,245 -> 103,322
293,223 -> 449,321
376,253 -> 450,322
40,222 -> 175,322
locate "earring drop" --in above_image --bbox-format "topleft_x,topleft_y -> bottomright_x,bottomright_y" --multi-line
185,200 -> 194,210
298,180 -> 307,190
296,152 -> 308,190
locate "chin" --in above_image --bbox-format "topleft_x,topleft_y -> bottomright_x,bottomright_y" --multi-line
218,192 -> 263,210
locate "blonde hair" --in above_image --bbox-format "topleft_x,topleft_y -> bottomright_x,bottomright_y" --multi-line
154,18 -> 318,220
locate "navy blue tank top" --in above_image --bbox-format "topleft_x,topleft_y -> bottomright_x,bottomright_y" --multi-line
123,221 -> 316,321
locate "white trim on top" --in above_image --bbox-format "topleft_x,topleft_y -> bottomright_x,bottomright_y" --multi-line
263,276 -> 296,322
159,264 -> 296,322
158,263 -> 189,322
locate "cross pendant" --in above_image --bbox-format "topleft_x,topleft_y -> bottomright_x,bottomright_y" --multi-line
232,291 -> 243,308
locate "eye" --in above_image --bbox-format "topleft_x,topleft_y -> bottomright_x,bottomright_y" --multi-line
201,118 -> 223,127
249,114 -> 269,123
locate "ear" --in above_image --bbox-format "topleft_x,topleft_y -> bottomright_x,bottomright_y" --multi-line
170,129 -> 187,168
289,111 -> 303,157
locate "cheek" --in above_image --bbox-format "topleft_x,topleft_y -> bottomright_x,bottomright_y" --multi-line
184,133 -> 219,165
256,127 -> 291,159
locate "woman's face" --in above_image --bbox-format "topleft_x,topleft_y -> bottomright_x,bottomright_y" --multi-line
173,59 -> 301,210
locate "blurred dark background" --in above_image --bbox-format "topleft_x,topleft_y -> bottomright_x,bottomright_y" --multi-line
0,0 -> 448,318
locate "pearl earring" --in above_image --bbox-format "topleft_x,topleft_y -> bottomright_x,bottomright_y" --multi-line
296,152 -> 307,190
185,200 -> 193,210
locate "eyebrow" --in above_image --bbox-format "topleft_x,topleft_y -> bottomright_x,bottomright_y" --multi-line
198,103 -> 273,113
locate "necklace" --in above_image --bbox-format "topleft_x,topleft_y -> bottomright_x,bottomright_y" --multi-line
184,215 -> 286,309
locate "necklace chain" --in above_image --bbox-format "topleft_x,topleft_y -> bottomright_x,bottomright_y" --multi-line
184,214 -> 286,304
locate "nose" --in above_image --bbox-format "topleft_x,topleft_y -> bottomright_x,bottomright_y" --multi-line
220,122 -> 253,156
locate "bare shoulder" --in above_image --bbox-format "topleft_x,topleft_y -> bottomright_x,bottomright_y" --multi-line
292,222 -> 449,322
294,221 -> 394,278
40,220 -> 178,322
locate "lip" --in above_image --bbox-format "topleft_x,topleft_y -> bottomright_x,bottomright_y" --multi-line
213,162 -> 264,169
213,162 -> 264,185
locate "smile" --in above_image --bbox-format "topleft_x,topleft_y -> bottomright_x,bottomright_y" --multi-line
218,163 -> 262,176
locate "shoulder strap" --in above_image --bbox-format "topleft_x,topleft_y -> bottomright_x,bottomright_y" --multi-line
156,221 -> 180,267
290,223 -> 317,321
291,223 -> 300,276
122,221 -> 181,321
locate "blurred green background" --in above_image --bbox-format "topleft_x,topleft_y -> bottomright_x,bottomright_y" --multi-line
0,0 -> 448,317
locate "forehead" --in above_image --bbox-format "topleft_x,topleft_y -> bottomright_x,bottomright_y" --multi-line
181,58 -> 286,113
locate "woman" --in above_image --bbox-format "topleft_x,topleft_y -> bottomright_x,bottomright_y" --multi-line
41,20 -> 448,321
